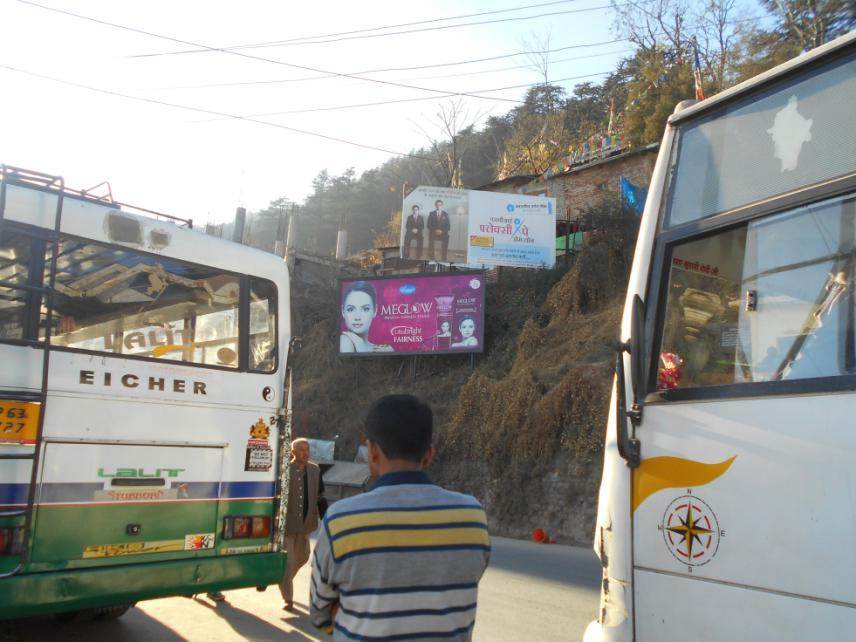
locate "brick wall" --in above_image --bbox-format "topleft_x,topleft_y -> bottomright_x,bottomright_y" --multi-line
544,145 -> 658,221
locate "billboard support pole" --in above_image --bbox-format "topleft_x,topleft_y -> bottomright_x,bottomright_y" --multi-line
470,353 -> 475,372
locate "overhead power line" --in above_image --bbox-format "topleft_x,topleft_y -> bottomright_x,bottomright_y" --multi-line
390,50 -> 632,83
132,3 -> 622,57
15,0 -> 524,105
163,41 -> 629,90
144,0 -> 581,56
201,71 -> 613,121
0,63 -> 434,160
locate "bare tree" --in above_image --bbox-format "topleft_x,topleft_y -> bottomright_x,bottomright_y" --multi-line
414,99 -> 486,188
694,0 -> 743,91
522,29 -> 552,86
612,0 -> 692,56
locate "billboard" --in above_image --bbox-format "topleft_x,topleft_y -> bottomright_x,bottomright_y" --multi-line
338,272 -> 485,356
401,186 -> 556,268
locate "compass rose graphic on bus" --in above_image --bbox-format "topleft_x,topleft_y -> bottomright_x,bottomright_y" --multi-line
659,495 -> 722,567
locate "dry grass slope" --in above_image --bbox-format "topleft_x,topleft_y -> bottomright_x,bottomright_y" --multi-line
293,196 -> 638,543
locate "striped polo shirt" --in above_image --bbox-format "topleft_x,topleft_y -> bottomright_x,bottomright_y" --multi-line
310,470 -> 490,641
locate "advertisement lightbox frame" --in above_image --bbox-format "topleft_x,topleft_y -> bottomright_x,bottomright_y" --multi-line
336,270 -> 486,358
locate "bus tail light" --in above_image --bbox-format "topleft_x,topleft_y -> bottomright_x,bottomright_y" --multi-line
223,516 -> 271,540
251,516 -> 271,538
0,527 -> 24,555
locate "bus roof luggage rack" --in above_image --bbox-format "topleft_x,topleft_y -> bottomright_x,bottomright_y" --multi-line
0,163 -> 193,229
0,164 -> 65,578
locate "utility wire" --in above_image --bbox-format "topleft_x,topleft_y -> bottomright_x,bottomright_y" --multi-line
390,49 -> 631,83
132,3 -> 622,57
15,0 -> 525,105
0,63 -> 434,160
201,71 -> 613,120
163,41 -> 628,90
144,0 -> 581,55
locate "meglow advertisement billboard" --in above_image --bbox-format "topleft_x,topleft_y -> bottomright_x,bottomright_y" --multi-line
401,186 -> 556,268
338,272 -> 485,356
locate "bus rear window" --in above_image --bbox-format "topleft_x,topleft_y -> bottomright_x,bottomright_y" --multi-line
658,193 -> 855,390
44,239 -> 241,368
249,278 -> 277,372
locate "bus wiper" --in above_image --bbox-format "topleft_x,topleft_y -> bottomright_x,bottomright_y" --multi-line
773,268 -> 851,380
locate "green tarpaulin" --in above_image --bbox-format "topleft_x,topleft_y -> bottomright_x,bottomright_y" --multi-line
556,232 -> 584,251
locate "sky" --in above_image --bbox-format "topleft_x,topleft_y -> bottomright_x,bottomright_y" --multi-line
0,0 -> 634,225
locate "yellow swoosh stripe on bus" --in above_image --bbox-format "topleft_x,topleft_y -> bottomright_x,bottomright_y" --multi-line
632,455 -> 736,513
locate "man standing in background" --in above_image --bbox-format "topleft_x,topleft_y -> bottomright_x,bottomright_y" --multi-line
310,395 -> 490,640
427,199 -> 451,262
281,437 -> 325,611
403,204 -> 424,259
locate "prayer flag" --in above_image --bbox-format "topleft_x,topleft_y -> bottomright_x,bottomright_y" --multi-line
693,37 -> 706,101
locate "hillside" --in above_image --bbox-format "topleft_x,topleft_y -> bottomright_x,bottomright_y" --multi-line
291,199 -> 637,544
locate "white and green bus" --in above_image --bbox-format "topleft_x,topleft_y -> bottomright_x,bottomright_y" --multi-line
586,31 -> 856,641
0,165 -> 292,619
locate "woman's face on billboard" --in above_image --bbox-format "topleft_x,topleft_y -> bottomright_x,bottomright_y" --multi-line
343,291 -> 376,335
460,318 -> 475,338
440,321 -> 450,333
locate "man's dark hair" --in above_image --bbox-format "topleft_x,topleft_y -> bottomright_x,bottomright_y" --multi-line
365,395 -> 433,462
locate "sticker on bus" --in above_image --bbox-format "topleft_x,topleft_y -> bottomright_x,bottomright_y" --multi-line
220,543 -> 273,555
245,418 -> 273,472
83,533 -> 215,558
184,533 -> 216,550
0,400 -> 40,444
83,540 -> 185,558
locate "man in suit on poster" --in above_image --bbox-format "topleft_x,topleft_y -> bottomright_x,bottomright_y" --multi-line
427,199 -> 451,262
403,204 -> 424,259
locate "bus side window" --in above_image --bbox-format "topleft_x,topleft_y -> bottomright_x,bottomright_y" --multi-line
658,193 -> 856,390
249,278 -> 277,373
0,231 -> 33,340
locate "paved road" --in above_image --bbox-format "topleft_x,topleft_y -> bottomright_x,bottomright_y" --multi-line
0,537 -> 601,641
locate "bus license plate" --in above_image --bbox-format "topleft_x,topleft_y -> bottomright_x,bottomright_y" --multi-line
0,401 -> 40,444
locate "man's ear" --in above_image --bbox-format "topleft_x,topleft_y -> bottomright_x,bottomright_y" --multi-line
367,440 -> 382,464
421,446 -> 436,469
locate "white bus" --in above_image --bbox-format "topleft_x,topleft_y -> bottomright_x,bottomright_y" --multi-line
0,166 -> 292,619
586,31 -> 856,641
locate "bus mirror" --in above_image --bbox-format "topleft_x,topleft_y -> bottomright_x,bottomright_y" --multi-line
630,294 -> 646,407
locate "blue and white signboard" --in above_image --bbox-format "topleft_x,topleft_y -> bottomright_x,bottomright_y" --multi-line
467,190 -> 556,268
402,186 -> 556,269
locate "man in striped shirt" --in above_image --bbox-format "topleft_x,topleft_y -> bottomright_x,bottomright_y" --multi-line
310,394 -> 490,641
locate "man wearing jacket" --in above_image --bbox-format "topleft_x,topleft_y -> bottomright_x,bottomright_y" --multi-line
427,199 -> 451,262
403,204 -> 424,259
281,438 -> 325,610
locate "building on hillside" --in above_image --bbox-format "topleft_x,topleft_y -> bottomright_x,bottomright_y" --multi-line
477,144 -> 659,222
475,174 -> 540,195
543,143 -> 659,221
476,144 -> 659,263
